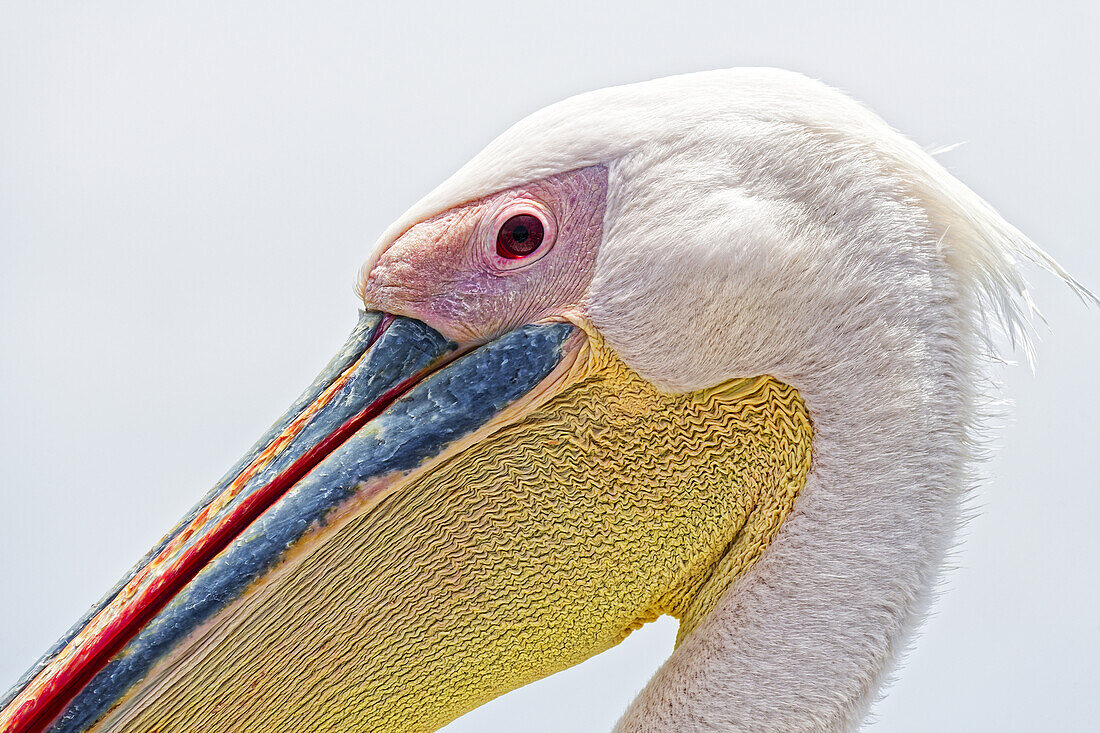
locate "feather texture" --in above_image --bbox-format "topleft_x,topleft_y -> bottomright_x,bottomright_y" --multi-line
366,68 -> 1091,731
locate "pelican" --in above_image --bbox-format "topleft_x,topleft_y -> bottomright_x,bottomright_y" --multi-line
1,68 -> 1091,733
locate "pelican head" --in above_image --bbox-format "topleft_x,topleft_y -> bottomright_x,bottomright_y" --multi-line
2,68 -> 1088,733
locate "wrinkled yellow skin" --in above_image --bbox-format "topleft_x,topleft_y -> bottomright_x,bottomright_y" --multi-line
99,331 -> 811,733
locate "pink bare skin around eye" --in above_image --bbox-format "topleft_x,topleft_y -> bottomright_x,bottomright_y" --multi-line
358,165 -> 608,345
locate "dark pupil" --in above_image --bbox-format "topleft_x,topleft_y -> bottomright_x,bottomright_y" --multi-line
497,214 -> 544,258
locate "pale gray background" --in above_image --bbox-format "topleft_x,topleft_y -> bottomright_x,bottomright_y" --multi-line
1,2 -> 1097,731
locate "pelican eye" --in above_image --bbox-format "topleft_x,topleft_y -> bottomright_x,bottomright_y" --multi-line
496,214 -> 545,259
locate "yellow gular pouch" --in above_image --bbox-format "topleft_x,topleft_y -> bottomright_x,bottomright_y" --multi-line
101,328 -> 811,733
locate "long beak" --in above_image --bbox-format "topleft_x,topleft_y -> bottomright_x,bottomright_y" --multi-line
1,312 -> 579,733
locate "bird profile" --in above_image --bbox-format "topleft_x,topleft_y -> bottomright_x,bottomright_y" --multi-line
1,68 -> 1092,733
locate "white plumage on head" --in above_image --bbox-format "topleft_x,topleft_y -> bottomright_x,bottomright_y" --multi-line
365,68 -> 1091,730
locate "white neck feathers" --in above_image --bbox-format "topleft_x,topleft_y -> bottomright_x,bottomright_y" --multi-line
371,68 -> 1090,730
590,78 -> 1083,730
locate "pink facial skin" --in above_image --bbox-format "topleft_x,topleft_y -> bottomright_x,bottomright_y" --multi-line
358,166 -> 608,345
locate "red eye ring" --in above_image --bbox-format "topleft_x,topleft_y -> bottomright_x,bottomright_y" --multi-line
484,199 -> 557,271
496,213 -> 545,259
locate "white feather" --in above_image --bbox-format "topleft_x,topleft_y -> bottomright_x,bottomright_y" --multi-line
366,68 -> 1092,732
